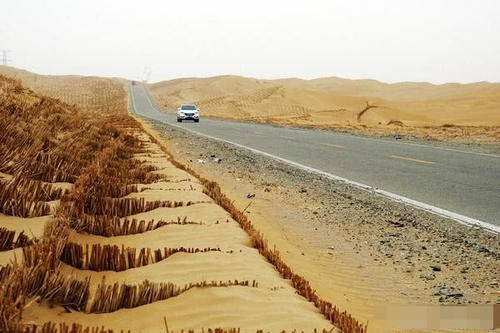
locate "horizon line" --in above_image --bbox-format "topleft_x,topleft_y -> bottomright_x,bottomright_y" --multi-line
1,64 -> 499,86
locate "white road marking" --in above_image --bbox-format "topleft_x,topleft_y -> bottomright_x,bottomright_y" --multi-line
130,85 -> 500,234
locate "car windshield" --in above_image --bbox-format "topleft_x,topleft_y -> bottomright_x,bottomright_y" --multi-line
181,105 -> 196,110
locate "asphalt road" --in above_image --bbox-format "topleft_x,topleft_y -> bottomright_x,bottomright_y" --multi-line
130,84 -> 500,229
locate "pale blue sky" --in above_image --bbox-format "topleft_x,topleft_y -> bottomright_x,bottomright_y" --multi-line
1,0 -> 499,83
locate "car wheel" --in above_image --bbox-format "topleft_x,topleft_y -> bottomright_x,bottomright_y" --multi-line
177,118 -> 182,123
194,119 -> 199,123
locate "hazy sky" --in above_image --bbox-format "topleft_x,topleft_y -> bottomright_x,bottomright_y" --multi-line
1,0 -> 499,83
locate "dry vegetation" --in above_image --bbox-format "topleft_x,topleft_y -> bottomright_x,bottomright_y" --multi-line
148,75 -> 500,143
0,75 -> 367,331
0,65 -> 127,113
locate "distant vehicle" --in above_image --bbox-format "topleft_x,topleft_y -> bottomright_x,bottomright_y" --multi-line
177,104 -> 200,123
131,80 -> 137,85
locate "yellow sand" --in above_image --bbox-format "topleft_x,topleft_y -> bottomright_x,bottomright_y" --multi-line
24,287 -> 334,332
0,65 -> 127,114
0,177 -> 55,265
68,222 -> 251,250
23,135 -> 333,331
0,214 -> 52,237
60,249 -> 292,292
135,180 -> 205,192
147,75 -> 500,141
0,172 -> 13,181
124,188 -> 212,203
0,247 -> 23,266
120,203 -> 233,225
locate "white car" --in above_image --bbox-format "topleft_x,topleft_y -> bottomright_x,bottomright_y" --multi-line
177,104 -> 200,122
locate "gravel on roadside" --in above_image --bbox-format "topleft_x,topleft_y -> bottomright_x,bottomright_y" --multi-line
147,118 -> 500,305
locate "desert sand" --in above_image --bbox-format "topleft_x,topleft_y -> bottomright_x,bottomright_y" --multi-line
147,75 -> 500,142
4,64 -> 499,142
2,67 -> 496,332
0,65 -> 127,113
20,139 -> 335,331
1,75 -> 365,332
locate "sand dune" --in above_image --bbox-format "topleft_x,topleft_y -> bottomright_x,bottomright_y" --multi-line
3,64 -> 498,141
148,75 -> 500,142
0,65 -> 127,113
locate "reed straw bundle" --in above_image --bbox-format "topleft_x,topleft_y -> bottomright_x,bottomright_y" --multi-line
71,215 -> 199,237
0,228 -> 31,251
89,278 -> 256,313
61,243 -> 220,272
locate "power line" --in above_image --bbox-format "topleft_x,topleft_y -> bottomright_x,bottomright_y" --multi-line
0,49 -> 12,66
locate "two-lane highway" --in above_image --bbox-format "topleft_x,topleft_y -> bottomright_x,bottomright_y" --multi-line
130,84 -> 500,230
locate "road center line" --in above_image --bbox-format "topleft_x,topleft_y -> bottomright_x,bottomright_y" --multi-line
320,143 -> 345,149
280,135 -> 295,140
389,154 -> 435,165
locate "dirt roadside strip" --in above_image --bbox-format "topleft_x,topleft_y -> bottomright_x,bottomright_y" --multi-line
139,117 -> 499,332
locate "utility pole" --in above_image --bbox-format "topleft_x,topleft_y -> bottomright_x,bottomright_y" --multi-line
0,50 -> 12,66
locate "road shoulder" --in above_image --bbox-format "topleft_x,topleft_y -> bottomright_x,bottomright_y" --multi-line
141,117 -> 500,326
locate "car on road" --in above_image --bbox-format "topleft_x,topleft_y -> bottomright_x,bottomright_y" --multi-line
177,104 -> 200,122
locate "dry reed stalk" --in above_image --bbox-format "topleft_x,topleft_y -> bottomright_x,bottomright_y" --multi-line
0,177 -> 68,201
89,278 -> 256,313
22,322 -> 131,333
71,215 -> 200,237
0,262 -> 27,331
0,178 -> 54,217
24,265 -> 90,311
0,260 -> 90,331
0,75 -> 149,329
61,243 -> 220,272
9,153 -> 80,184
0,228 -> 32,251
83,198 -> 190,217
1,76 -> 141,185
23,237 -> 66,270
21,322 -> 334,333
0,264 -> 12,281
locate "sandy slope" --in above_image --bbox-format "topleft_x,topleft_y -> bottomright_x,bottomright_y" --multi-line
0,65 -> 127,113
22,133 -> 334,331
24,287 -> 332,332
147,75 -> 500,142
